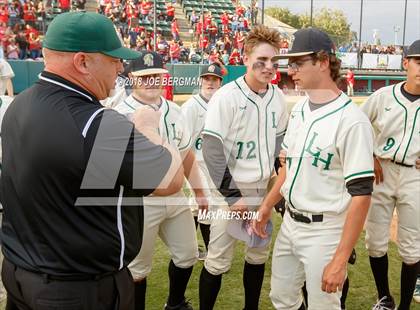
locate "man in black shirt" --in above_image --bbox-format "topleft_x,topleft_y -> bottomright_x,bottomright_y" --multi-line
0,12 -> 184,310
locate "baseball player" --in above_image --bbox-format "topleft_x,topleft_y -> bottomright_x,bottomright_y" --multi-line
254,28 -> 375,310
181,62 -> 226,257
199,25 -> 289,310
361,40 -> 420,310
114,51 -> 206,310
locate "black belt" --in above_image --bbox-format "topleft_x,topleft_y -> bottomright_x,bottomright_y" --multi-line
391,160 -> 414,168
287,206 -> 323,224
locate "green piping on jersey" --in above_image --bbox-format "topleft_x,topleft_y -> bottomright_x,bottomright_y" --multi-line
193,96 -> 207,111
391,84 -> 408,163
344,170 -> 374,181
265,86 -> 275,178
163,99 -> 170,139
234,80 -> 264,181
288,99 -> 352,209
178,134 -> 192,151
202,129 -> 223,141
401,107 -> 419,164
277,130 -> 286,137
124,100 -> 136,112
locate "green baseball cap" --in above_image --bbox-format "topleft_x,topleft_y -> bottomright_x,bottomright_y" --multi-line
43,12 -> 140,60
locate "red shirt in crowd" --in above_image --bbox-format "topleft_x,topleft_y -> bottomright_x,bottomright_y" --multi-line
236,6 -> 245,16
162,72 -> 173,101
169,42 -> 180,59
196,21 -> 203,35
220,13 -> 229,26
199,36 -> 209,50
171,20 -> 179,35
346,70 -> 355,86
23,4 -> 36,22
140,1 -> 151,15
229,50 -> 240,65
166,4 -> 175,17
271,71 -> 281,85
208,22 -> 217,35
59,0 -> 71,10
0,6 -> 8,24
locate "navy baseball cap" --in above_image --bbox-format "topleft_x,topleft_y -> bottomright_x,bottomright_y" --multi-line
406,40 -> 420,58
200,64 -> 224,80
124,51 -> 168,76
226,219 -> 273,248
272,28 -> 335,60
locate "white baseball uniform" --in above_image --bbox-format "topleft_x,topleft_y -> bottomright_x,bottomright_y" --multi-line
114,94 -> 198,280
181,94 -> 226,222
361,82 -> 420,265
271,92 -> 374,309
202,76 -> 288,275
0,59 -> 14,96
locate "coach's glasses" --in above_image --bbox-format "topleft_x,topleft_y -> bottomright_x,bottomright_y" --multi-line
287,57 -> 314,72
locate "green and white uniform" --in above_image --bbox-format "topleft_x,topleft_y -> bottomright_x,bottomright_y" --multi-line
114,94 -> 198,280
202,76 -> 288,275
271,92 -> 374,309
181,94 -> 226,222
361,82 -> 420,265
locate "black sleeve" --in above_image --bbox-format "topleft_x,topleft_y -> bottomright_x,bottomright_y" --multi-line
273,134 -> 284,173
346,176 -> 374,196
84,109 -> 172,197
202,134 -> 242,206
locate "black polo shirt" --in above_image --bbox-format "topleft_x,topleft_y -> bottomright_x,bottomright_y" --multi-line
0,71 -> 172,276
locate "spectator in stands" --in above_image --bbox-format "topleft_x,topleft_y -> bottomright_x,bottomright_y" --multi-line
190,10 -> 198,26
156,33 -> 169,62
229,48 -> 240,65
15,31 -> 28,59
215,37 -> 225,52
231,15 -> 238,32
349,42 -> 358,52
59,0 -> 71,13
346,68 -> 355,96
140,0 -> 151,22
23,1 -> 36,27
169,39 -> 180,63
0,5 -> 8,26
28,32 -> 41,59
199,35 -> 209,53
171,18 -> 179,41
8,3 -> 21,28
75,0 -> 86,11
221,50 -> 229,65
208,49 -> 220,64
6,38 -> 19,59
36,1 -> 46,22
166,2 -> 175,22
235,30 -> 245,54
208,18 -> 218,44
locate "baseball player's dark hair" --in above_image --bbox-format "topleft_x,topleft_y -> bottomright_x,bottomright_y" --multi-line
310,51 -> 342,83
244,25 -> 282,56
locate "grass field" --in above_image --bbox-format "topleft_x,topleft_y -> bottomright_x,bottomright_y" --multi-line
2,216 -> 414,310
143,214 -> 417,310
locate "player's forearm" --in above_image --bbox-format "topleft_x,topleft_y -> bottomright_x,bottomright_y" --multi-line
182,150 -> 205,193
261,165 -> 286,209
6,79 -> 13,97
332,195 -> 371,265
